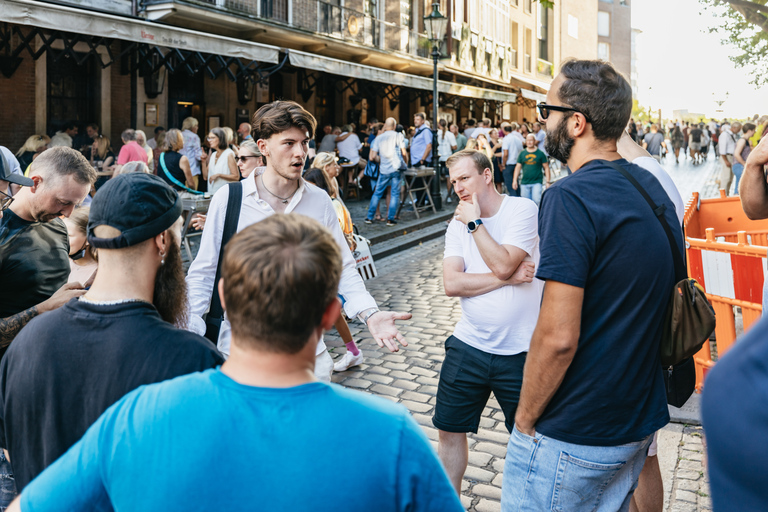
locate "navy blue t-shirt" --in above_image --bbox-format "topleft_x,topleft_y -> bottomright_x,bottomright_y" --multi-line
702,317 -> 768,511
535,158 -> 679,446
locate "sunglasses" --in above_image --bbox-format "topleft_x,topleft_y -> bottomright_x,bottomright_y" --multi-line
0,189 -> 13,212
235,156 -> 260,163
537,103 -> 592,123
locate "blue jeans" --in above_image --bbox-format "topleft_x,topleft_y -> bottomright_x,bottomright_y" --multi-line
520,183 -> 543,206
502,426 -> 651,511
366,171 -> 401,221
732,162 -> 744,194
504,165 -> 520,197
0,450 -> 16,510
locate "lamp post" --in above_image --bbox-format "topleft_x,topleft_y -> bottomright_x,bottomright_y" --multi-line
424,1 -> 447,211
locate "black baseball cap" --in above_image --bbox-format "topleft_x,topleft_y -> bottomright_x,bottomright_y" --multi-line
88,173 -> 183,249
0,150 -> 33,187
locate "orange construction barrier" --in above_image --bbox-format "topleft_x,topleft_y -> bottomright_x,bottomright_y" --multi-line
683,190 -> 768,391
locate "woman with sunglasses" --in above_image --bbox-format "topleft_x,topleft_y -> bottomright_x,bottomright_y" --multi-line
202,127 -> 238,196
236,140 -> 264,179
63,207 -> 98,286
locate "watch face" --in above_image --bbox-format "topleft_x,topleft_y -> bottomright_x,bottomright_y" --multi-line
468,221 -> 477,231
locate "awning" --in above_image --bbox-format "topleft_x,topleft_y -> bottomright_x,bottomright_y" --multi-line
289,50 -> 516,103
520,89 -> 547,103
3,0 -> 281,64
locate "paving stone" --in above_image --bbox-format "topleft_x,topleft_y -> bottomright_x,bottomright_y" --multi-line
474,442 -> 508,458
472,429 -> 510,445
459,495 -> 472,510
409,366 -> 438,377
492,473 -> 504,488
681,450 -> 703,461
464,466 -> 495,483
473,484 -> 502,500
677,460 -> 702,471
342,378 -> 372,389
677,479 -> 699,492
400,400 -> 434,414
415,376 -> 440,386
475,498 -> 501,512
478,417 -> 496,429
669,502 -> 698,512
400,390 -> 431,403
468,450 -> 493,467
675,489 -> 699,503
391,379 -> 420,391
370,384 -> 402,397
366,373 -> 394,385
492,458 -> 505,473
365,365 -> 392,375
382,362 -> 411,371
411,413 -> 434,427
420,385 -> 438,396
676,470 -> 702,481
388,370 -> 417,380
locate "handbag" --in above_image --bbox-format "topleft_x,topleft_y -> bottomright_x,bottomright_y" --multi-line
363,159 -> 380,180
606,161 -> 716,403
204,182 -> 243,343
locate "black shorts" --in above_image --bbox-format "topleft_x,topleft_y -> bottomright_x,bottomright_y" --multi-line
433,335 -> 526,434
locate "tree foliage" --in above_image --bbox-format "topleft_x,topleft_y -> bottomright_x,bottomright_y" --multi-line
701,0 -> 768,85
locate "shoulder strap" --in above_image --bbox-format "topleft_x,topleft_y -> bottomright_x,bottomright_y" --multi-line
604,160 -> 687,281
208,182 -> 243,321
160,153 -> 203,195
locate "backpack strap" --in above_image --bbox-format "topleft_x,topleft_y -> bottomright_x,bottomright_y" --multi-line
204,181 -> 242,342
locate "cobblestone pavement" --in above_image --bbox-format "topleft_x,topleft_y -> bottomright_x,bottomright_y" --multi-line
328,146 -> 721,511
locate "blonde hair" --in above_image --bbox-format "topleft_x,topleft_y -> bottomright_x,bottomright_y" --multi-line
163,129 -> 184,152
94,136 -> 112,160
68,207 -> 98,261
222,126 -> 235,146
311,152 -> 339,198
16,135 -> 50,156
135,130 -> 148,147
182,117 -> 199,131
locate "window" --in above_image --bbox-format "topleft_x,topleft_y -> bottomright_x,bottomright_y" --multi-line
567,14 -> 578,39
511,21 -> 519,67
598,42 -> 610,60
524,28 -> 532,72
598,11 -> 610,37
524,0 -> 532,14
538,4 -> 549,60
599,0 -> 613,3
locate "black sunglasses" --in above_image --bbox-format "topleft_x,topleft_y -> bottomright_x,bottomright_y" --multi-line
537,103 -> 592,123
0,189 -> 13,212
235,155 -> 260,163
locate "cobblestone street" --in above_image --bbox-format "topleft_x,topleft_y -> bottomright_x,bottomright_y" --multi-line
328,153 -> 722,511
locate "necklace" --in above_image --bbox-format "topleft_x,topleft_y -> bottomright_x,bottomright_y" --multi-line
260,174 -> 299,204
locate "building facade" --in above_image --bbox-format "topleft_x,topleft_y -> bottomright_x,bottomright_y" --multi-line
1,0 -> 607,153
597,0 -> 631,80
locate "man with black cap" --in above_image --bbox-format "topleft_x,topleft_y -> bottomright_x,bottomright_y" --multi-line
0,147 -> 95,350
0,173 -> 223,494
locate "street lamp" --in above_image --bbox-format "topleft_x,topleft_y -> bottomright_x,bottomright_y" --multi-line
424,1 -> 447,211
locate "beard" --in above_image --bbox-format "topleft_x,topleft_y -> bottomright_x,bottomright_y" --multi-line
153,233 -> 188,327
544,116 -> 575,164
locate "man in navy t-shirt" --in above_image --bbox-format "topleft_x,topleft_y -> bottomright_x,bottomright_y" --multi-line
8,214 -> 462,512
502,60 -> 681,511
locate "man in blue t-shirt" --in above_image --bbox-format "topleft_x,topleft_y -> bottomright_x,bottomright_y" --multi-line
502,60 -> 681,511
8,214 -> 462,512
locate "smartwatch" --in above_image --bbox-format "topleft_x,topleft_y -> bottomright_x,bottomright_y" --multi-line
467,219 -> 483,233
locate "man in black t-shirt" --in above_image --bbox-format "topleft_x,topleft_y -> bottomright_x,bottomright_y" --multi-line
689,125 -> 703,163
0,173 -> 223,494
0,147 -> 96,352
503,60 -> 679,511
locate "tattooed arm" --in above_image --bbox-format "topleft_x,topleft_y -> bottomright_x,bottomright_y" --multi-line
0,282 -> 87,348
0,307 -> 39,348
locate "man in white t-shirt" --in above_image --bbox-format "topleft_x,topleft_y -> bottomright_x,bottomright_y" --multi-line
435,149 -> 541,494
532,122 -> 547,155
501,125 -> 523,197
337,125 -> 365,175
472,118 -> 492,140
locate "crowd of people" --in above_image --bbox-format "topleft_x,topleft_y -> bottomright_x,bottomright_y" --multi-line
0,57 -> 766,511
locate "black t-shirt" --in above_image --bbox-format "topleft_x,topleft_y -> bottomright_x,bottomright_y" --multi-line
535,159 -> 679,446
158,151 -> 186,190
0,210 -> 69,322
0,299 -> 224,490
16,152 -> 34,171
690,128 -> 702,143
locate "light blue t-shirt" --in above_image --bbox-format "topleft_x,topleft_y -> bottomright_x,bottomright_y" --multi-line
410,126 -> 433,165
371,130 -> 402,175
22,369 -> 462,512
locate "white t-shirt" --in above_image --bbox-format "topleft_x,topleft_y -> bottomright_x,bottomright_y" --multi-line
473,127 -> 492,140
371,130 -> 401,175
444,196 -> 542,355
633,156 -> 685,225
437,130 -> 457,161
501,133 -> 523,165
337,133 -> 362,164
534,130 -> 547,154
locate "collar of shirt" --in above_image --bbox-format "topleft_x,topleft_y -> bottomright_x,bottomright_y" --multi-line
243,168 -> 307,214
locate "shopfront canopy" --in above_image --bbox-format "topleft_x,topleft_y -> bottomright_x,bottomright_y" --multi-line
3,0 -> 281,64
288,50 -> 516,103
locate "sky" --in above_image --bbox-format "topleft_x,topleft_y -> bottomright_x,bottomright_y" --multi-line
632,0 -> 768,120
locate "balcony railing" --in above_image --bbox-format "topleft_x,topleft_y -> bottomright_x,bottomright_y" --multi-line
142,0 -> 433,60
537,58 -> 553,77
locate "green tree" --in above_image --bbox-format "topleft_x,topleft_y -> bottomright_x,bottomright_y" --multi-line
701,0 -> 768,85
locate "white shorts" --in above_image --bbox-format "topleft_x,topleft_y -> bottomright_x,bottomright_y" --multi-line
689,142 -> 701,151
314,348 -> 333,382
647,430 -> 658,457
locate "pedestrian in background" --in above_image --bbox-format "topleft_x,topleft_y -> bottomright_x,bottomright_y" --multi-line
180,117 -> 203,191
732,122 -> 756,194
15,135 -> 49,172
